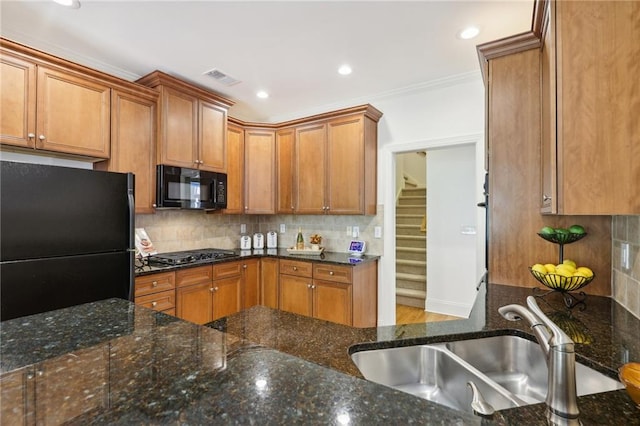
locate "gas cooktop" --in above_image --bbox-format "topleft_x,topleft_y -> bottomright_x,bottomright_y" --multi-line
148,248 -> 238,266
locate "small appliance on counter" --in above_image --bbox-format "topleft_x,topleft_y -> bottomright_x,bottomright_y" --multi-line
266,231 -> 278,249
348,240 -> 366,257
240,235 -> 252,250
253,233 -> 264,249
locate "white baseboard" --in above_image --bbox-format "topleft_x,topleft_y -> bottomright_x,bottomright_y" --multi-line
426,298 -> 472,318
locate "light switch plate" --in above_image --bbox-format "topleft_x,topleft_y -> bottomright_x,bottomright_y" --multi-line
280,223 -> 286,233
240,224 -> 246,234
621,243 -> 630,269
374,226 -> 382,238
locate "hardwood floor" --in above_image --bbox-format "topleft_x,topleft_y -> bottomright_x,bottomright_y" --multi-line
396,304 -> 461,325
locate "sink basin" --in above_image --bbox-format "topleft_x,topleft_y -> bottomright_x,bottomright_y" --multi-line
351,335 -> 624,414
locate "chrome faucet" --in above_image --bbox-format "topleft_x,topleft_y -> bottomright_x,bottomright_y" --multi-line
499,296 -> 579,426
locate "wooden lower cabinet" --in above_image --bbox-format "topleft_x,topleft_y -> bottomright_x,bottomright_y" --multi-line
279,259 -> 377,327
175,264 -> 244,324
241,258 -> 260,309
134,271 -> 176,315
260,258 -> 279,308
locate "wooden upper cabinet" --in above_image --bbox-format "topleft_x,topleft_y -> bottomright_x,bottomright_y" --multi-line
224,123 -> 245,214
199,100 -> 227,172
1,43 -> 111,159
542,0 -> 640,214
0,52 -> 36,148
99,88 -> 158,214
276,128 -> 295,214
244,128 -> 276,214
294,123 -> 327,214
137,71 -> 233,173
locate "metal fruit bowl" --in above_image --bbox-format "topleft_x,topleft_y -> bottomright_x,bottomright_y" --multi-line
537,232 -> 586,245
529,268 -> 594,292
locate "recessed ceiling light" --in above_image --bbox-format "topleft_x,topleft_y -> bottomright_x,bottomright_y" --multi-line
52,0 -> 81,9
459,26 -> 480,40
338,64 -> 352,76
256,91 -> 269,99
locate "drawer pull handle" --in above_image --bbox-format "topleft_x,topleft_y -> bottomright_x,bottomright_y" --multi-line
293,266 -> 298,271
152,281 -> 158,287
329,271 -> 334,276
151,301 -> 157,307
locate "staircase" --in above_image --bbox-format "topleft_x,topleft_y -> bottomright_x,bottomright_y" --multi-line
396,187 -> 427,308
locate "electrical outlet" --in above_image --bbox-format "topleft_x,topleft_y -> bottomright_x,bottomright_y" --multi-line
374,226 -> 382,238
240,224 -> 246,234
621,243 -> 630,269
280,224 -> 286,233
346,226 -> 352,236
353,226 -> 359,238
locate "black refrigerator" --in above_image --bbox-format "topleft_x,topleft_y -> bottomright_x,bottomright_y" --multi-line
1,161 -> 135,321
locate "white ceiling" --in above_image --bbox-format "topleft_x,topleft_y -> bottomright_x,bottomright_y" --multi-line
1,0 -> 534,122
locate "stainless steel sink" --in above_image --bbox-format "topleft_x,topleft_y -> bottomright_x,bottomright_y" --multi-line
351,335 -> 624,414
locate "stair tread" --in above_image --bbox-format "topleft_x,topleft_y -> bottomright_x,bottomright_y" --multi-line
396,272 -> 427,281
396,259 -> 426,266
396,214 -> 424,218
396,288 -> 427,298
396,235 -> 426,240
396,247 -> 427,252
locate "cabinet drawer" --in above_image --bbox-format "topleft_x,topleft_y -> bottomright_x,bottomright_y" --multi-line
176,265 -> 213,287
313,264 -> 352,284
135,290 -> 175,312
212,261 -> 242,280
135,272 -> 175,297
280,259 -> 313,277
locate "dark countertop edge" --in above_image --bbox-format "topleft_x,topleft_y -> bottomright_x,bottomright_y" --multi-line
135,249 -> 380,276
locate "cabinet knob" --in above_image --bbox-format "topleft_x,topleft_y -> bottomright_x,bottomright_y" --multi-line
543,194 -> 552,202
152,281 -> 158,287
307,284 -> 312,288
329,271 -> 334,276
152,203 -> 157,208
151,301 -> 157,307
214,287 -> 219,291
243,264 -> 247,269
293,266 -> 298,271
38,134 -> 46,141
28,133 -> 35,139
311,285 -> 316,289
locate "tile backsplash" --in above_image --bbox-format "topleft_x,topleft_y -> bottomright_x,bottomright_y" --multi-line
612,215 -> 640,318
136,206 -> 383,255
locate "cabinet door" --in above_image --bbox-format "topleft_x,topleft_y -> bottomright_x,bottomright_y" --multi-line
0,368 -> 29,425
313,280 -> 352,326
199,100 -> 227,173
326,116 -> 364,214
224,124 -> 244,214
176,281 -> 213,325
294,123 -> 326,214
244,129 -> 276,214
0,52 -> 36,148
160,86 -> 198,168
276,128 -> 295,213
279,274 -> 312,317
242,258 -> 260,309
109,89 -> 157,214
260,258 -> 279,309
212,276 -> 241,320
36,65 -> 111,158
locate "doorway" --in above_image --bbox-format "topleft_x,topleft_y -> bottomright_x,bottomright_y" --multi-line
378,133 -> 486,326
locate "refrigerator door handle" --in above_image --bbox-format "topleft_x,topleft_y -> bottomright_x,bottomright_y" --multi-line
127,173 -> 135,301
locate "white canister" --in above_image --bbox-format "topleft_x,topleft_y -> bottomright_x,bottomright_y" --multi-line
240,235 -> 252,250
266,231 -> 278,249
253,233 -> 265,249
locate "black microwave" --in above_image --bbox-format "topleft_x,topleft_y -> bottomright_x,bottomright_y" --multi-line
156,165 -> 227,210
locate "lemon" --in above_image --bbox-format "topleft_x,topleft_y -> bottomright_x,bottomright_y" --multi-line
563,259 -> 577,269
573,271 -> 588,278
532,264 -> 547,274
544,263 -> 556,273
556,268 -> 573,278
576,266 -> 593,277
557,264 -> 576,274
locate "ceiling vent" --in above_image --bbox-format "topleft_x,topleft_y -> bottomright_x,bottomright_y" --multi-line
203,68 -> 241,86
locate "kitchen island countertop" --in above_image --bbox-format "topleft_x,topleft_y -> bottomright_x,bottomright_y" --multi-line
1,283 -> 638,424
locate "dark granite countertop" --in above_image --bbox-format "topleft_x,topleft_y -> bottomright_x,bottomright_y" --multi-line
1,283 -> 638,424
135,248 -> 379,276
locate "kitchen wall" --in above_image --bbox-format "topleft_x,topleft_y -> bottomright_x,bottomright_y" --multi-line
135,209 -> 383,255
612,215 -> 640,318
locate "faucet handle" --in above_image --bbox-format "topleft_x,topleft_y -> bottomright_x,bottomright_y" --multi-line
526,296 -> 574,348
